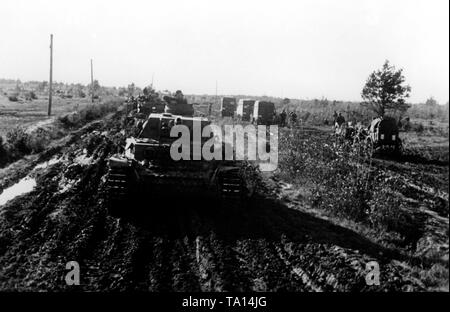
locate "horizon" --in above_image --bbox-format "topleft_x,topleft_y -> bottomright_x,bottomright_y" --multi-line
1,76 -> 448,106
0,0 -> 448,104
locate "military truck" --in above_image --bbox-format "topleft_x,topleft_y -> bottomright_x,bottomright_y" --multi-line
220,97 -> 237,117
362,116 -> 402,154
252,101 -> 275,125
236,99 -> 255,122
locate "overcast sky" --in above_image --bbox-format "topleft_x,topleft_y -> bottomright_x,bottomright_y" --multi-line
0,0 -> 448,103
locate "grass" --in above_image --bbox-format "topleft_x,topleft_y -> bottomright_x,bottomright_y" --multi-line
0,94 -> 96,138
277,128 -> 393,229
274,124 -> 449,290
277,126 -> 448,239
0,97 -> 123,168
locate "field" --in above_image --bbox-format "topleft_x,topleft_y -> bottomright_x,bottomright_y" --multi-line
0,96 -> 448,291
0,93 -> 96,138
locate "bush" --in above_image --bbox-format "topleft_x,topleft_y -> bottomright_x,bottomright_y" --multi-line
0,136 -> 9,166
412,122 -> 424,133
58,99 -> 121,128
6,127 -> 31,156
27,128 -> 52,153
8,94 -> 19,102
0,126 -> 54,167
24,91 -> 37,100
277,127 -> 409,232
367,186 -> 404,230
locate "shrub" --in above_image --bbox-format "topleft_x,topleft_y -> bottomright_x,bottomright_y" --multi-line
24,91 -> 37,100
367,186 -> 404,230
8,94 -> 19,102
277,127 -> 411,232
6,127 -> 30,156
413,122 -> 424,133
0,136 -> 8,166
1,126 -> 52,165
27,128 -> 51,153
58,99 -> 121,128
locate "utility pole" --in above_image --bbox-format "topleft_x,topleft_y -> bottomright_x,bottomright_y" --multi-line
90,59 -> 94,103
215,80 -> 218,105
48,34 -> 53,116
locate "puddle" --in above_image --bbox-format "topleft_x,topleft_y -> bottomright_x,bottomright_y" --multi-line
0,177 -> 37,206
74,154 -> 94,165
280,182 -> 293,191
34,157 -> 60,170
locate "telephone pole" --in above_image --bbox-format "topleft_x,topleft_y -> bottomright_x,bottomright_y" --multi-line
48,34 -> 53,116
215,80 -> 218,105
90,59 -> 94,103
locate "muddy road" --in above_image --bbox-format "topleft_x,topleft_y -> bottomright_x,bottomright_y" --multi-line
0,110 -> 445,291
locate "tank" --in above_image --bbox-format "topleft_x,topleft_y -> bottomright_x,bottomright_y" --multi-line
105,111 -> 249,217
125,91 -> 165,125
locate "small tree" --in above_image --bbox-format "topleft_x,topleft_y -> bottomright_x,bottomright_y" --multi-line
127,83 -> 136,97
425,96 -> 438,106
361,60 -> 411,117
38,81 -> 48,92
89,80 -> 101,99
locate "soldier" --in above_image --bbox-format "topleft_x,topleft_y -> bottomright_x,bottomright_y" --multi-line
279,109 -> 287,127
336,112 -> 345,127
289,111 -> 298,127
174,90 -> 187,104
332,111 -> 338,124
397,117 -> 403,130
345,121 -> 356,140
333,112 -> 346,136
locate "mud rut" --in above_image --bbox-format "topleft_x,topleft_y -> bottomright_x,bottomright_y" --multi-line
0,115 -> 433,291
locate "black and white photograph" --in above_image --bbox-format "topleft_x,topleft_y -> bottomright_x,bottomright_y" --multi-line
0,0 -> 448,303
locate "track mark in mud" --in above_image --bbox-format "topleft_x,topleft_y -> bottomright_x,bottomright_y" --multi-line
234,239 -> 307,291
196,236 -> 201,264
194,234 -> 227,291
275,243 -> 324,291
170,238 -> 200,291
147,237 -> 174,291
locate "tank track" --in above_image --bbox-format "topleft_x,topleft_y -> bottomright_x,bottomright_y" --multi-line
105,166 -> 130,216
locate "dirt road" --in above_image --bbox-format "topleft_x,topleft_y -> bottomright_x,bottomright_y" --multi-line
0,112 -> 444,291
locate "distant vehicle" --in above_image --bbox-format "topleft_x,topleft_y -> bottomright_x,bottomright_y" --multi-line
365,116 -> 402,154
236,99 -> 255,122
252,101 -> 275,125
220,97 -> 237,117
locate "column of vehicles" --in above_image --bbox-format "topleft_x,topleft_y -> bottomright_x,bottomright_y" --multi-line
109,90 -> 403,217
220,96 -> 403,155
107,90 -> 255,218
126,90 -> 403,155
125,92 -> 278,126
221,97 -> 276,126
